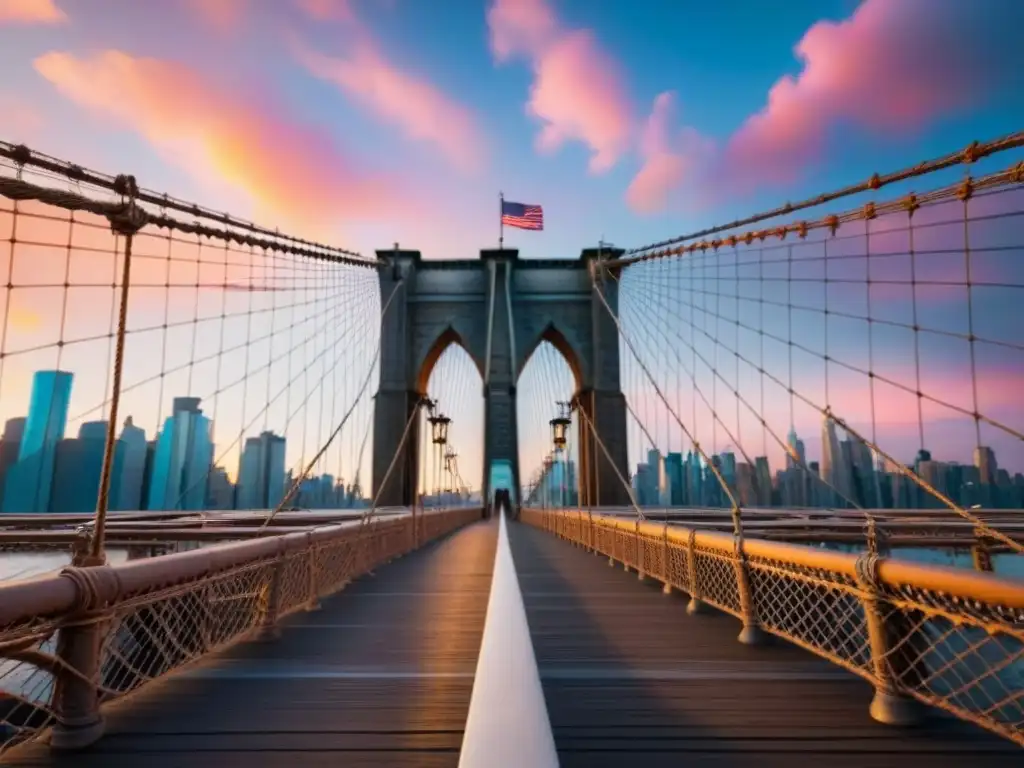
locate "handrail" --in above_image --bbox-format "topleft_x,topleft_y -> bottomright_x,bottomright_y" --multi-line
522,508 -> 1024,746
0,506 -> 483,757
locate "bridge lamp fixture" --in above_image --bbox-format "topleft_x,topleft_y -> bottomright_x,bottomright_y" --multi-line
430,413 -> 451,445
550,401 -> 571,451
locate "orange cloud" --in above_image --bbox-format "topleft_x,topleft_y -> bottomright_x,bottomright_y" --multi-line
724,0 -> 1009,188
295,36 -> 486,173
0,0 -> 65,24
488,0 -> 632,174
185,0 -> 244,30
33,49 -> 402,240
626,92 -> 713,215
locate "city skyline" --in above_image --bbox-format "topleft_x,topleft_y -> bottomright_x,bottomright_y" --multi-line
0,368 -> 373,514
1,1 -> 1022,508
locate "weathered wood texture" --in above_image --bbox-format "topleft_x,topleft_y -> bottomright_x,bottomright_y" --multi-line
8,520 -> 497,767
507,520 -> 1020,767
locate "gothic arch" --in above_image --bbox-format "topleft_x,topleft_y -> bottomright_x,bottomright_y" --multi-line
415,325 -> 484,394
518,322 -> 584,391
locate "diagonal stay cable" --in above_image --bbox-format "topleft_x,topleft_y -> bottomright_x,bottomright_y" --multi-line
259,279 -> 404,530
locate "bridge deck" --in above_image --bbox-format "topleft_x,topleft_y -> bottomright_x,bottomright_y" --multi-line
11,519 -> 498,767
507,519 -> 1020,767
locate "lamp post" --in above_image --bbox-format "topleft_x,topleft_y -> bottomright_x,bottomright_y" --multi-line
549,401 -> 571,508
428,410 -> 450,506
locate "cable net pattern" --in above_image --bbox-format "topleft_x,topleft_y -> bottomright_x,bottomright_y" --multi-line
0,142 -> 381,549
525,508 -> 1024,745
0,506 -> 479,755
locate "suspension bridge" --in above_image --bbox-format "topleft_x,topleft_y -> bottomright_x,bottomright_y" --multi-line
0,132 -> 1021,766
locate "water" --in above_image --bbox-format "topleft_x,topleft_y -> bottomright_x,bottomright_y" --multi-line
0,548 -> 129,583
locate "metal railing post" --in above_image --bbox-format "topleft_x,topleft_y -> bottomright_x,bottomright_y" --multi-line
50,565 -> 121,751
306,534 -> 321,612
661,522 -> 672,595
685,529 -> 705,615
855,553 -> 923,725
259,545 -> 285,641
732,539 -> 764,645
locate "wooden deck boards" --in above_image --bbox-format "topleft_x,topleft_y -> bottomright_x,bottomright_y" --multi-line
8,520 -> 497,768
506,520 -> 1020,767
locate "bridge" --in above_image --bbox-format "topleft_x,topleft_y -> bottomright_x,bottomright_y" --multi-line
0,132 -> 1022,765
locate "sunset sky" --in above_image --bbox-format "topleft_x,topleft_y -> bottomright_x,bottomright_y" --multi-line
0,0 -> 1022,496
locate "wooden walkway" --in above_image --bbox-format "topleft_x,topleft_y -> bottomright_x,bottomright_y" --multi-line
10,520 -> 498,768
506,520 -> 1021,767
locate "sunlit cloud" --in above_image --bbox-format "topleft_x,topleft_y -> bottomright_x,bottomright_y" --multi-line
626,92 -> 714,215
625,0 -> 1021,211
488,0 -> 632,174
33,49 -> 405,241
295,0 -> 353,22
295,34 -> 487,174
185,0 -> 244,30
0,0 -> 65,24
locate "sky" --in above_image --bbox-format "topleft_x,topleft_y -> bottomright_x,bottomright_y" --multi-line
0,0 -> 1022,500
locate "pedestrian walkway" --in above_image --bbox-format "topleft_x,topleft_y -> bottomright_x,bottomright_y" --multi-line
11,520 -> 498,767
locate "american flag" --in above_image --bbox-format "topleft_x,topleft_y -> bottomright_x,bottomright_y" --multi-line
501,200 -> 544,231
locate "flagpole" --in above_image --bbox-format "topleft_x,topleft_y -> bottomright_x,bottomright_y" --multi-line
499,191 -> 504,250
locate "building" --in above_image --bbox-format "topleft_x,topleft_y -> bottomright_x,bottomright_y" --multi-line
206,466 -> 235,510
112,417 -> 147,511
2,370 -> 74,513
50,421 -> 122,513
146,397 -> 214,511
236,431 -> 287,510
0,418 -> 25,508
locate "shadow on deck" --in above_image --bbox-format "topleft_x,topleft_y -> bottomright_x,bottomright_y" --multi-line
8,520 -> 498,768
507,520 -> 1020,767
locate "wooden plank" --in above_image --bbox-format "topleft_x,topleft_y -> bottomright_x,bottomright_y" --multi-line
506,521 -> 1021,765
8,520 -> 497,768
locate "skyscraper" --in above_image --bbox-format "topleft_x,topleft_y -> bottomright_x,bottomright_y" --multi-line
0,418 -> 25,508
820,415 -> 853,507
112,417 -> 147,511
50,421 -> 123,513
236,431 -> 287,510
147,397 -> 214,511
2,370 -> 73,513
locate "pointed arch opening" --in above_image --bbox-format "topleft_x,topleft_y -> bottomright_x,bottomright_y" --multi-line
416,326 -> 484,396
516,333 -> 579,508
418,332 -> 484,506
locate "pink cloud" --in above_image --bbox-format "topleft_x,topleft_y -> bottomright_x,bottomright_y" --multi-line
185,0 -> 244,30
488,0 -> 632,174
295,35 -> 486,173
295,0 -> 353,22
0,0 -> 65,24
626,91 -> 713,215
33,49 -> 403,239
487,0 -> 558,61
725,0 -> 1006,188
625,0 -> 1016,212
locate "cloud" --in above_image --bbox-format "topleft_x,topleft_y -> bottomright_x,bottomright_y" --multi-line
626,92 -> 713,215
185,0 -> 244,30
0,0 -> 65,24
488,0 -> 632,174
33,49 -> 402,239
0,91 -> 45,142
724,0 -> 1015,188
295,35 -> 486,173
295,0 -> 353,22
626,0 -> 1020,212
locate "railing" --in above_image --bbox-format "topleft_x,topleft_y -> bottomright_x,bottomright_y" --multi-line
521,508 -> 1024,746
0,506 -> 481,757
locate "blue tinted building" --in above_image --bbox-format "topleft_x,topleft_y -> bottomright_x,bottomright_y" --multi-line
236,431 -> 287,510
146,397 -> 214,511
2,370 -> 73,513
50,421 -> 124,513
112,416 -> 147,511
